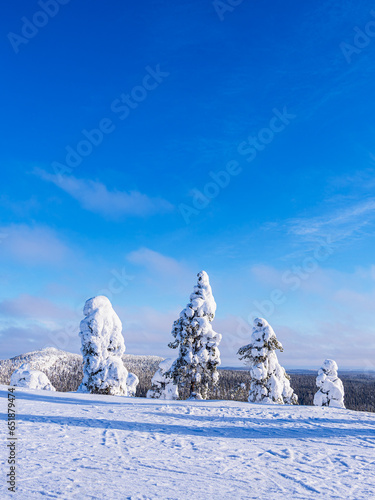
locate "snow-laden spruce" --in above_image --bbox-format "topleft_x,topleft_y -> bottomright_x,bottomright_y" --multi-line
167,271 -> 222,400
313,359 -> 345,408
147,358 -> 179,400
126,373 -> 139,397
237,318 -> 298,405
10,363 -> 55,391
78,296 -> 138,396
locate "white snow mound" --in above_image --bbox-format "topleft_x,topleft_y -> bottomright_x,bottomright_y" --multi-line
10,363 -> 55,391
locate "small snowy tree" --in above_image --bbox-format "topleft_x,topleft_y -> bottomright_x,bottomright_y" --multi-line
10,364 -> 56,391
147,358 -> 179,400
313,359 -> 345,408
78,296 -> 138,396
126,373 -> 139,397
237,318 -> 298,405
167,271 -> 222,400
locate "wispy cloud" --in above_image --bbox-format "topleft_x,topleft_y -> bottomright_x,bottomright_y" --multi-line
328,167 -> 375,191
127,247 -> 194,295
0,294 -> 73,322
0,224 -> 70,265
115,304 -> 178,356
35,168 -> 174,218
274,319 -> 375,370
0,325 -> 54,359
0,195 -> 40,217
287,198 -> 375,243
127,247 -> 187,276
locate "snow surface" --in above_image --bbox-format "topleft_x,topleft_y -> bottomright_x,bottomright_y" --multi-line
1,385 -> 375,499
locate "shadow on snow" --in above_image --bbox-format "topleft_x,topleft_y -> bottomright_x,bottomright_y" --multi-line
6,412 -> 375,440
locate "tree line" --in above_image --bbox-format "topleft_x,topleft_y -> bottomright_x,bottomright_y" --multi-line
3,270 -> 371,411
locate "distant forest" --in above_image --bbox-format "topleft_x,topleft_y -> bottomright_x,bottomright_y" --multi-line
213,370 -> 375,413
1,354 -> 374,412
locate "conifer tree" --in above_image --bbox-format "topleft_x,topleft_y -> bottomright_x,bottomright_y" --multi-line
237,317 -> 298,404
126,373 -> 139,397
167,271 -> 222,400
147,358 -> 179,400
78,296 -> 138,396
313,359 -> 345,408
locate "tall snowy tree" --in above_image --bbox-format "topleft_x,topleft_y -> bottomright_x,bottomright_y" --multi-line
313,359 -> 345,408
147,358 -> 179,400
237,318 -> 298,405
167,271 -> 222,400
78,296 -> 138,396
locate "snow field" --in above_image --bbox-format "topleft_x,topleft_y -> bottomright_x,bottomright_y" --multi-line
1,386 -> 375,499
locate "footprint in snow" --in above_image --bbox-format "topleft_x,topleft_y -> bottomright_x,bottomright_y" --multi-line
258,448 -> 295,461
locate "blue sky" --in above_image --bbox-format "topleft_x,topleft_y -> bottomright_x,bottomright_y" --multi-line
1,0 -> 375,368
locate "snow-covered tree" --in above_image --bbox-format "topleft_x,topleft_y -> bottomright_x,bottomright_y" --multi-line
167,271 -> 222,400
147,358 -> 179,400
313,359 -> 345,408
77,296 -> 138,396
10,364 -> 55,391
237,318 -> 298,405
126,373 -> 139,397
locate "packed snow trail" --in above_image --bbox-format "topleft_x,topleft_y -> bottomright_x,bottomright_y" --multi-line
1,386 -> 375,499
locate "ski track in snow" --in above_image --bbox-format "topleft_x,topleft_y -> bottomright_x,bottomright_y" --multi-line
1,386 -> 375,499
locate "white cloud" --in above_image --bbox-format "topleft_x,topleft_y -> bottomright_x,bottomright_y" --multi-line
127,247 -> 187,276
250,263 -> 337,296
333,288 -> 375,314
35,169 -> 174,218
287,198 -> 375,242
126,247 -> 195,294
250,264 -> 284,288
116,305 -> 178,357
0,195 -> 40,216
0,323 -> 81,359
0,294 -> 73,321
249,262 -> 375,306
1,287 -> 374,368
276,320 -> 375,370
0,224 -> 70,265
0,294 -> 82,357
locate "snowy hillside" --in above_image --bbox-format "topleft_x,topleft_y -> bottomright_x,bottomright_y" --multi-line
7,347 -> 80,370
1,385 -> 375,499
0,348 -> 162,395
1,348 -> 163,373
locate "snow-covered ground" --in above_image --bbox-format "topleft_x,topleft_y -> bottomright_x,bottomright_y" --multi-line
1,385 -> 375,499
